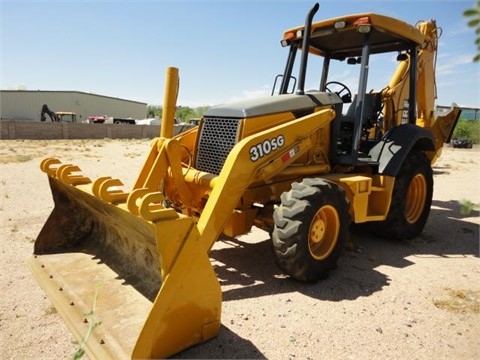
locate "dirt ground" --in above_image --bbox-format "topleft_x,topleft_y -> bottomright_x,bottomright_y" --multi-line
0,138 -> 479,360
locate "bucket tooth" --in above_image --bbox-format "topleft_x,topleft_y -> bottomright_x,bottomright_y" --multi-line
92,177 -> 129,204
40,157 -> 62,175
56,164 -> 92,185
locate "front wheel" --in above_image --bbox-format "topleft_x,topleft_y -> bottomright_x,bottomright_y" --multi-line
272,179 -> 351,282
369,151 -> 433,240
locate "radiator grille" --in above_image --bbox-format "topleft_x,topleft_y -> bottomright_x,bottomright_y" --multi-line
195,117 -> 241,175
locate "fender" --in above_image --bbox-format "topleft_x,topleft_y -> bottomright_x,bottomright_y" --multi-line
369,124 -> 435,176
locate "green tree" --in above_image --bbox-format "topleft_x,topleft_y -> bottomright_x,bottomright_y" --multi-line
193,106 -> 210,118
146,105 -> 156,118
453,118 -> 480,143
175,106 -> 195,122
464,1 -> 480,62
146,105 -> 162,118
147,104 -> 210,121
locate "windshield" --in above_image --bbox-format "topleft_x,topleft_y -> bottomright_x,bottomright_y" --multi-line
59,114 -> 76,122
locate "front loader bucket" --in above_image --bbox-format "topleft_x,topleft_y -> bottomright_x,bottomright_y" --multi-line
27,169 -> 221,359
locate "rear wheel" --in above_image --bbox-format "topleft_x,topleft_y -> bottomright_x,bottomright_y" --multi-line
272,179 -> 350,282
370,151 -> 433,240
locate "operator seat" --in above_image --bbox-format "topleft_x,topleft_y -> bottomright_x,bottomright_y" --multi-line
331,92 -> 382,162
344,93 -> 381,127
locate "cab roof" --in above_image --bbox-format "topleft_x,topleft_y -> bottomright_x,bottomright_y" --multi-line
283,13 -> 429,59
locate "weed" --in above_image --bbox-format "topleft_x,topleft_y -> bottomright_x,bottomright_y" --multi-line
45,306 -> 58,315
16,155 -> 33,163
124,152 -> 141,158
458,198 -> 480,215
434,288 -> 480,314
72,286 -> 102,360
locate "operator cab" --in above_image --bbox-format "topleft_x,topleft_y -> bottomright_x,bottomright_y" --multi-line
275,4 -> 427,166
56,112 -> 77,123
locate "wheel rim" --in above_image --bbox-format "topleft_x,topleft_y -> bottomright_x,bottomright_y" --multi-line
405,173 -> 427,224
308,205 -> 340,260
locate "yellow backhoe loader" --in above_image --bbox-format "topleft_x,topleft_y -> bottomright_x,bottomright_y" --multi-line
27,3 -> 461,359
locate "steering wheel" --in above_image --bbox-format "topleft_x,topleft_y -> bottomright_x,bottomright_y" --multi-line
325,81 -> 352,103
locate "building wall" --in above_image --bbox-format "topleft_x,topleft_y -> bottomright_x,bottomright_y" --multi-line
0,90 -> 147,122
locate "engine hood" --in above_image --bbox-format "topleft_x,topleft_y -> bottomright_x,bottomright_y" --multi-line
204,91 -> 342,118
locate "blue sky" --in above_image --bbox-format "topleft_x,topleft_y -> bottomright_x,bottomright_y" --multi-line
1,0 -> 479,108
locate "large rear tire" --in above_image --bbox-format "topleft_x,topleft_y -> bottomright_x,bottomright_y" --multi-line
272,179 -> 350,282
370,151 -> 433,240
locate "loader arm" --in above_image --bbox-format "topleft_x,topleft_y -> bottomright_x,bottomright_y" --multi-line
125,106 -> 337,274
197,108 -> 336,251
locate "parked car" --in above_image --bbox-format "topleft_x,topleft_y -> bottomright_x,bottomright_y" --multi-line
136,118 -> 160,125
188,118 -> 201,126
452,138 -> 473,149
87,115 -> 108,124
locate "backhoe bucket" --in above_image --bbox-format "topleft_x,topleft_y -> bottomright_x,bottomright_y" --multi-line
27,170 -> 222,359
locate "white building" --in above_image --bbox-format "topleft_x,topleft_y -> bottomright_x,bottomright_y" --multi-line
0,90 -> 147,122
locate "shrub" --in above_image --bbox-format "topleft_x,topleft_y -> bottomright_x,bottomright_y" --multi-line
452,119 -> 480,144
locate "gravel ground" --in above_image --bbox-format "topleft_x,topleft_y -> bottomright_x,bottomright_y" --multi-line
0,139 -> 479,360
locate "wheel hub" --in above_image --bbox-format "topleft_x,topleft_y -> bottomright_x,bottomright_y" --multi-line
311,218 -> 326,243
405,173 -> 427,224
308,205 -> 339,260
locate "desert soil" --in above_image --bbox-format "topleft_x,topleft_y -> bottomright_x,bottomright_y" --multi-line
0,138 -> 479,360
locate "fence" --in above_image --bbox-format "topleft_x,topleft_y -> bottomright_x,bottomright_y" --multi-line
0,120 -> 194,140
